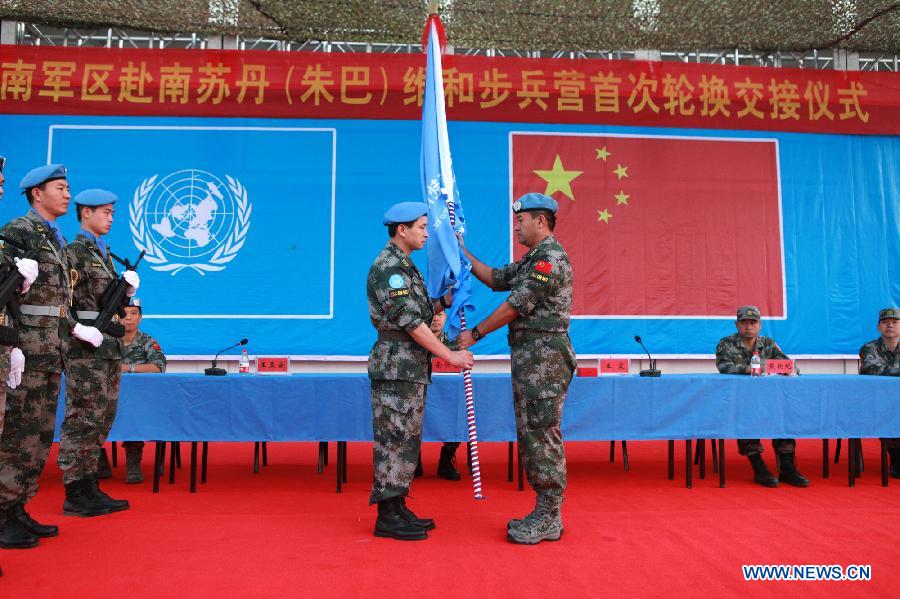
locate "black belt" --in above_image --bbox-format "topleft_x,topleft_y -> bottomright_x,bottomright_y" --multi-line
377,330 -> 414,342
507,329 -> 568,346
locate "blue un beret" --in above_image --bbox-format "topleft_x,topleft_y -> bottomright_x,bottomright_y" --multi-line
512,192 -> 558,214
74,189 -> 117,207
19,163 -> 67,192
383,201 -> 428,225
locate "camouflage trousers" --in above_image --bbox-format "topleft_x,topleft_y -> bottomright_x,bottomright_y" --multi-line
0,369 -> 61,511
58,358 -> 121,484
737,439 -> 796,456
369,379 -> 426,505
0,346 -> 9,438
510,337 -> 576,498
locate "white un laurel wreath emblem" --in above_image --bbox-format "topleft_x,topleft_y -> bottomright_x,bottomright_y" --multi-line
129,169 -> 252,276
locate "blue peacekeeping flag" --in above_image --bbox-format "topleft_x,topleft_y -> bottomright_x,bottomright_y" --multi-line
421,18 -> 473,340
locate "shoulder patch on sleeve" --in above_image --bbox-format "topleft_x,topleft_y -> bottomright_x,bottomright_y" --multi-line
388,273 -> 405,289
152,342 -> 161,351
534,260 -> 553,274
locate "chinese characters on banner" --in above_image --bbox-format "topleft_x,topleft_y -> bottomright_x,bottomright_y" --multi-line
1,46 -> 896,134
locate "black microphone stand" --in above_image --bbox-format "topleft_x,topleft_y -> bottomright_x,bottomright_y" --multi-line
634,335 -> 661,377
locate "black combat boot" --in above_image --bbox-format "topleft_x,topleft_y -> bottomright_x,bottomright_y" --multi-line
97,448 -> 113,479
398,497 -> 435,531
62,479 -> 113,517
9,502 -> 58,537
437,444 -> 461,481
0,510 -> 39,549
374,497 -> 427,541
889,448 -> 900,479
748,453 -> 779,487
777,452 -> 810,487
125,444 -> 144,484
86,477 -> 129,512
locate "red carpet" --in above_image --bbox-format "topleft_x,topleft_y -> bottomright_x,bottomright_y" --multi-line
0,440 -> 897,597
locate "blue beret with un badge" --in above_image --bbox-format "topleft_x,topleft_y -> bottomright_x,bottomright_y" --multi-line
383,201 -> 427,225
74,189 -> 117,207
512,192 -> 558,214
19,163 -> 67,192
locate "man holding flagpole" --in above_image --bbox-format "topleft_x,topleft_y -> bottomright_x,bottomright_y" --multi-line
366,202 -> 474,541
457,193 -> 576,545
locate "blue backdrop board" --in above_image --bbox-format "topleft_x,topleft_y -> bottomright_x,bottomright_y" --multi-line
2,114 -> 897,357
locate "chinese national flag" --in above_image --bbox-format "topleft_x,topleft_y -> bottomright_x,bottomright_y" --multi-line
511,133 -> 785,318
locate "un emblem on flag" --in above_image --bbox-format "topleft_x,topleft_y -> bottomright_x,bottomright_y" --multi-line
129,169 -> 252,275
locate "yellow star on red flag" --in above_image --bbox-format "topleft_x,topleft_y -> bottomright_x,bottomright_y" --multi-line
597,209 -> 613,223
613,164 -> 629,180
534,154 -> 582,201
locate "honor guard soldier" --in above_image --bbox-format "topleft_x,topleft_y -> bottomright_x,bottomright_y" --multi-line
0,157 -> 40,566
457,193 -> 576,545
0,165 -> 105,549
715,305 -> 809,488
59,189 -> 139,516
859,307 -> 900,477
366,201 -> 473,541
120,298 -> 167,483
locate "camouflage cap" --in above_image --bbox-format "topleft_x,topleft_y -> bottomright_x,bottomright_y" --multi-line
879,307 -> 899,321
736,305 -> 761,321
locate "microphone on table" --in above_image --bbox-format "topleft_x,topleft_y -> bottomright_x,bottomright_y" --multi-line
204,338 -> 248,376
633,335 -> 661,377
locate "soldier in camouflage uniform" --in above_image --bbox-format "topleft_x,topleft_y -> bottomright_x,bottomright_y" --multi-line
0,156 -> 41,563
458,193 -> 576,545
859,307 -> 900,476
59,189 -> 140,516
367,201 -> 473,541
715,305 -> 809,488
119,299 -> 167,483
0,165 -> 105,549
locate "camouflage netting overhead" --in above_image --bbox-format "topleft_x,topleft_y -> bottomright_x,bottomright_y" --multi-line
0,0 -> 898,53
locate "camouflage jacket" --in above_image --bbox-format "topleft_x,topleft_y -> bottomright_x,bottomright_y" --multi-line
492,234 -> 573,336
715,333 -> 794,374
66,234 -> 124,361
0,209 -> 72,372
0,245 -> 17,345
366,241 -> 434,384
859,338 -> 900,377
123,330 -> 167,371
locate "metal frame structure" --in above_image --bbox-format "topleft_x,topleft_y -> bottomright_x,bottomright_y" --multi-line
4,22 -> 899,72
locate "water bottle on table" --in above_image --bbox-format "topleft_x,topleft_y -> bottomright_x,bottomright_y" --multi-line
239,348 -> 251,374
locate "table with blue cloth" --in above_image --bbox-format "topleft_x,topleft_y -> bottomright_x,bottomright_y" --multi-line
56,373 -> 899,491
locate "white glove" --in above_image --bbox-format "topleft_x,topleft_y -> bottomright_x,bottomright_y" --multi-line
15,257 -> 39,294
73,323 -> 103,348
122,270 -> 140,296
7,347 -> 24,389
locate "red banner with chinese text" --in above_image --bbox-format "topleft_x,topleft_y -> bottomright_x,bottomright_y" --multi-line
1,45 -> 898,135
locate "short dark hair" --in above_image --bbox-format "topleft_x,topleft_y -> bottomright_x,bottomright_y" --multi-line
525,209 -> 556,231
387,219 -> 417,238
125,304 -> 142,315
75,204 -> 89,223
25,183 -> 47,206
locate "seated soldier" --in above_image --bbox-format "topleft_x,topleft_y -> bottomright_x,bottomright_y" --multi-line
715,305 -> 809,488
859,307 -> 900,477
119,298 -> 167,483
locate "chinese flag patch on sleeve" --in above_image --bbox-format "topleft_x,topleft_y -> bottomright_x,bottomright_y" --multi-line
534,260 -> 553,274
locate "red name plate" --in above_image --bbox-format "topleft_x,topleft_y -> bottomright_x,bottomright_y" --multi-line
765,359 -> 795,375
432,358 -> 461,373
576,367 -> 598,377
600,358 -> 630,375
257,356 -> 290,374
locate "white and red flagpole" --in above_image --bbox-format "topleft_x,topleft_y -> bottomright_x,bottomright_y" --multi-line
423,6 -> 484,499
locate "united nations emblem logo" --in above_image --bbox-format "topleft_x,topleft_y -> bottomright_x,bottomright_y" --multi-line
129,169 -> 252,275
